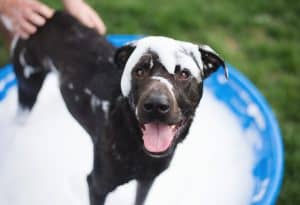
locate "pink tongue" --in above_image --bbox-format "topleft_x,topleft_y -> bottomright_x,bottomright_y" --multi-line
142,123 -> 176,153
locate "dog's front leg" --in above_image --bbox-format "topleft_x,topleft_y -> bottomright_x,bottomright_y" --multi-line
87,174 -> 109,205
134,179 -> 155,205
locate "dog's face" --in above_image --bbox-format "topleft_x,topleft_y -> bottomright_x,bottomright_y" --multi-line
115,36 -> 227,157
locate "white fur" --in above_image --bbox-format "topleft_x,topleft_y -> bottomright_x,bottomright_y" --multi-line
19,49 -> 35,78
149,56 -> 154,69
23,67 -> 35,79
19,49 -> 28,67
90,95 -> 101,113
84,88 -> 92,96
121,36 -> 209,96
43,57 -> 58,72
151,76 -> 175,98
101,100 -> 110,120
10,36 -> 19,56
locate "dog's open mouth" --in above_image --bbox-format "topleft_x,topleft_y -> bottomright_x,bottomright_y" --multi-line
140,121 -> 183,157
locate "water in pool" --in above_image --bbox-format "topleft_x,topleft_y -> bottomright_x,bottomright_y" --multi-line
0,74 -> 255,205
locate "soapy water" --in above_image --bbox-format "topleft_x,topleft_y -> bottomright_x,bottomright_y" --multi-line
0,74 -> 255,205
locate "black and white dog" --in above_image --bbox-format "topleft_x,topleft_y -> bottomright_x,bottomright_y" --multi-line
12,11 -> 227,205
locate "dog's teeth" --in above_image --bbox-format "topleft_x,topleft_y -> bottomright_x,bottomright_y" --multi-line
171,125 -> 177,131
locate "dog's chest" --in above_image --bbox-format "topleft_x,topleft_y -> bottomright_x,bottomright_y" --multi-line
105,139 -> 171,180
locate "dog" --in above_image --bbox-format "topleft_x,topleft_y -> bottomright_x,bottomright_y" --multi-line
12,11 -> 227,205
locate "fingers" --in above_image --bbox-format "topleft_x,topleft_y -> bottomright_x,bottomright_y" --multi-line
90,11 -> 106,35
7,0 -> 54,39
80,11 -> 106,35
26,12 -> 46,27
20,18 -> 37,34
64,1 -> 106,35
13,17 -> 36,39
79,15 -> 94,29
73,10 -> 106,35
29,0 -> 54,18
14,10 -> 42,39
15,27 -> 29,39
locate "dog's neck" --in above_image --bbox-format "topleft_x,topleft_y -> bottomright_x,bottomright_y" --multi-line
107,96 -> 142,145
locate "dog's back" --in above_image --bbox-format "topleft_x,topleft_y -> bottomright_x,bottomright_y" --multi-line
12,11 -> 120,139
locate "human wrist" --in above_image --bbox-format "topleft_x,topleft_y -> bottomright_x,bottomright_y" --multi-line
62,0 -> 84,6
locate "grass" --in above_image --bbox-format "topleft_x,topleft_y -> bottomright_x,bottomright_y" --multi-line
1,0 -> 299,204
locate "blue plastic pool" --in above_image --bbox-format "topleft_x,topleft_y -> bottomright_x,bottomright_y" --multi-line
0,34 -> 284,205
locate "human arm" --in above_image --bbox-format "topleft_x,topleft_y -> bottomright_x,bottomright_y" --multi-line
0,0 -> 54,39
62,0 -> 106,34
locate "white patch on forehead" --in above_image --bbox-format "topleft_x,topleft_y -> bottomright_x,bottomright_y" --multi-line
151,76 -> 174,97
121,36 -> 204,96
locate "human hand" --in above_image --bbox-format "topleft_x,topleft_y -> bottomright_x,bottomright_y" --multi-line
0,0 -> 54,39
63,0 -> 106,35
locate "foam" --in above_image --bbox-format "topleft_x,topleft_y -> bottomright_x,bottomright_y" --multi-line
0,74 -> 255,205
121,36 -> 207,96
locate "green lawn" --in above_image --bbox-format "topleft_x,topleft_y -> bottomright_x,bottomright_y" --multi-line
1,0 -> 299,204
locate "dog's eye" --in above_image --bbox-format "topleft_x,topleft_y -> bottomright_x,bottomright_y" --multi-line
177,69 -> 191,80
135,68 -> 145,78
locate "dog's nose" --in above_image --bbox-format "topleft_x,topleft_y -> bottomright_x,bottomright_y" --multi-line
143,92 -> 170,115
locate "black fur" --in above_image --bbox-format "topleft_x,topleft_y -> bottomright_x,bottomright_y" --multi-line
12,11 -> 173,205
12,11 -> 225,205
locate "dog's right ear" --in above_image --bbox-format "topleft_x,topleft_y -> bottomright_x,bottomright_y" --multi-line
114,44 -> 136,68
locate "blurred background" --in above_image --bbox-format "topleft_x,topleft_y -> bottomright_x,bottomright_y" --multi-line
0,0 -> 299,204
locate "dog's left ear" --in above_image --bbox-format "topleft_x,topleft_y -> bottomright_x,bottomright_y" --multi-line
199,45 -> 228,79
114,44 -> 136,69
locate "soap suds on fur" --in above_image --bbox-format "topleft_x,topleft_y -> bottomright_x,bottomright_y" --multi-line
121,36 -> 205,96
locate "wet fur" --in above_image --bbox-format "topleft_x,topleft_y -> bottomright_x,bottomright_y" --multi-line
12,11 -> 175,205
12,11 -> 225,205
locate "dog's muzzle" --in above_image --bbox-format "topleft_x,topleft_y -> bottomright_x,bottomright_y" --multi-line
136,82 -> 184,157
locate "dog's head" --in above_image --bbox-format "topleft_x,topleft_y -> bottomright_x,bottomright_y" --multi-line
115,36 -> 227,157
